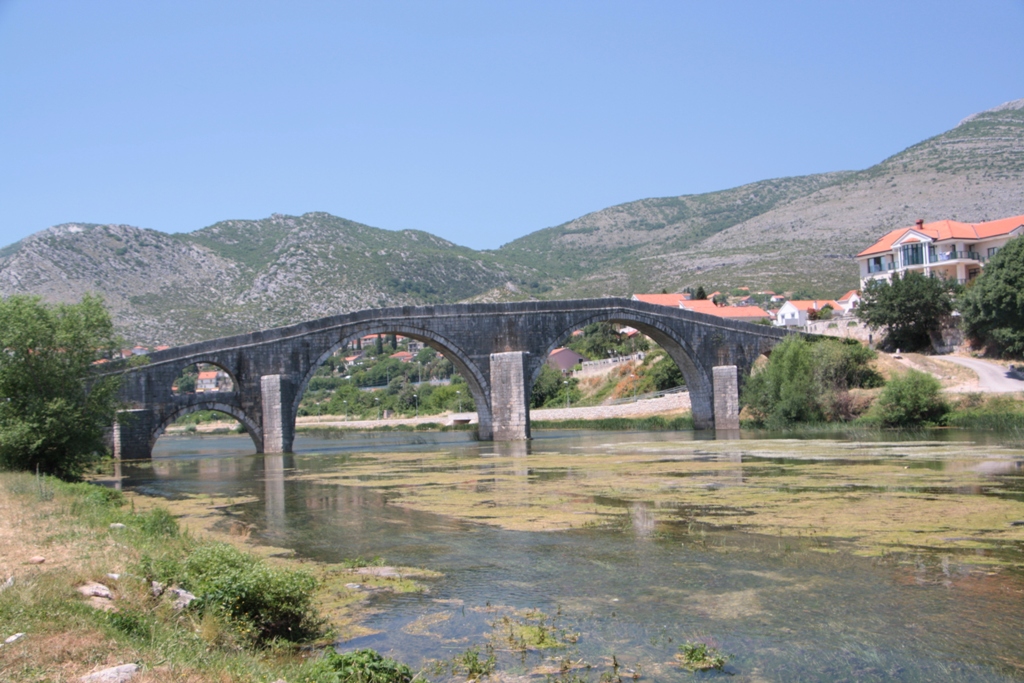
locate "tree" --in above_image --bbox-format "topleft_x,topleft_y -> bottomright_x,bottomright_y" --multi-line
694,286 -> 707,300
0,295 -> 122,479
960,236 -> 1024,357
857,271 -> 957,351
742,336 -> 880,426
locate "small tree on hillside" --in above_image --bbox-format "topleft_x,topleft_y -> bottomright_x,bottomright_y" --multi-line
960,236 -> 1024,357
694,286 -> 707,300
858,271 -> 957,351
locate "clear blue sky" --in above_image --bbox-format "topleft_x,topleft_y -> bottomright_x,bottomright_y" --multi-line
1,1 -> 1021,250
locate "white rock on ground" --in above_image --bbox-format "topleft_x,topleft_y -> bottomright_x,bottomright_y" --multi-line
80,663 -> 139,682
77,582 -> 113,599
169,587 -> 196,610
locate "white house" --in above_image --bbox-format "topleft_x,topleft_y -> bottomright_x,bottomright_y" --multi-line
856,215 -> 1024,289
774,300 -> 841,327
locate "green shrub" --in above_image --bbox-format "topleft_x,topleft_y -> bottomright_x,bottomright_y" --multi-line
138,507 -> 179,537
871,369 -> 948,427
311,648 -> 416,683
743,337 -> 880,427
947,394 -> 1024,430
677,641 -> 726,671
180,543 -> 324,644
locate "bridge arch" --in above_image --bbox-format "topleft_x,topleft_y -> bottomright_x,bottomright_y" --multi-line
150,402 -> 263,453
292,323 -> 493,436
168,359 -> 239,397
534,310 -> 715,428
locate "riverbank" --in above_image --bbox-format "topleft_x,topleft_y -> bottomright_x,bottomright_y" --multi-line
0,471 -> 436,682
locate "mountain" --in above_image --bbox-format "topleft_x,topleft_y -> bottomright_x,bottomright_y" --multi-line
0,214 -> 534,344
1,99 -> 1022,345
494,99 -> 1024,298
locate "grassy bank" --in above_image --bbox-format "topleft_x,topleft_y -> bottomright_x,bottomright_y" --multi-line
532,415 -> 694,431
0,472 -> 434,682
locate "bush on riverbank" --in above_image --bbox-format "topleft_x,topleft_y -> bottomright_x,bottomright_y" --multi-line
742,336 -> 881,428
864,369 -> 948,427
946,393 -> 1024,431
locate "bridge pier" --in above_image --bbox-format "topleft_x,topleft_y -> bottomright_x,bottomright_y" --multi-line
490,351 -> 530,441
712,365 -> 741,431
261,374 -> 295,453
112,409 -> 156,460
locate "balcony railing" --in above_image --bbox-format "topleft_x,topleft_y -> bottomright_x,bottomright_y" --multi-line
934,251 -> 982,262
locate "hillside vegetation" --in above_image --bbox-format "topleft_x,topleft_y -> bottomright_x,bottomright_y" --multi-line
2,99 -> 1022,345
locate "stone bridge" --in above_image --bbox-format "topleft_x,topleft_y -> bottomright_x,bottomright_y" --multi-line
110,298 -> 789,458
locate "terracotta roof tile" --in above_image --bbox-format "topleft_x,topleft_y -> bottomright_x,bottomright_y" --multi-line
859,215 -> 1024,256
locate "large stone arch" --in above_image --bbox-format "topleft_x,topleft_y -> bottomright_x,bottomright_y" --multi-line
151,402 -> 263,453
533,310 -> 715,428
291,323 -> 493,437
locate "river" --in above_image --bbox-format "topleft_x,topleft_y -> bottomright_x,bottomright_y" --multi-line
118,429 -> 1024,681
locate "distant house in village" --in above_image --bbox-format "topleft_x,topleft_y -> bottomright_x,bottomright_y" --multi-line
679,299 -> 770,321
406,340 -> 425,353
631,293 -> 692,307
547,347 -> 586,374
390,351 -> 416,363
632,293 -> 770,323
774,300 -> 841,327
343,350 -> 366,365
195,370 -> 230,393
835,290 -> 861,313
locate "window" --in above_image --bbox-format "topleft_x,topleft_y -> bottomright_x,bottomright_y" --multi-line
988,247 -> 1000,258
867,256 -> 884,273
900,243 -> 923,266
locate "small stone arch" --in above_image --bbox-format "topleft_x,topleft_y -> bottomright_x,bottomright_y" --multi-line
151,402 -> 263,453
291,323 -> 493,434
535,310 -> 714,429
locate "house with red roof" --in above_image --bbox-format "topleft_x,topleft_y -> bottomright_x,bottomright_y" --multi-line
631,293 -> 691,307
390,351 -> 416,363
632,293 -> 770,322
856,215 -> 1024,288
775,300 -> 842,327
547,347 -> 586,374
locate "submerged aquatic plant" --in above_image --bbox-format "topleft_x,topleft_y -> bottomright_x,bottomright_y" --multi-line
677,641 -> 727,671
451,645 -> 497,678
313,648 -> 417,683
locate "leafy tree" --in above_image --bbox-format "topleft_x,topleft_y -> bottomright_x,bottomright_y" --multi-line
742,336 -> 880,427
0,295 -> 122,479
960,236 -> 1024,357
871,369 -> 948,427
742,336 -> 820,427
694,286 -> 707,300
640,350 -> 684,391
374,335 -> 384,356
858,271 -> 957,351
530,365 -> 579,408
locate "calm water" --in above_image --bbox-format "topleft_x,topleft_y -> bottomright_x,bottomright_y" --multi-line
121,430 -> 1024,682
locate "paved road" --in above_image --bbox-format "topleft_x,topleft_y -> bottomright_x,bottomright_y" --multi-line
942,356 -> 1024,393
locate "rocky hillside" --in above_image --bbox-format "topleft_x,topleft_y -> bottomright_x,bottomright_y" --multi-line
0,214 -> 533,345
495,98 -> 1024,298
1,99 -> 1022,345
